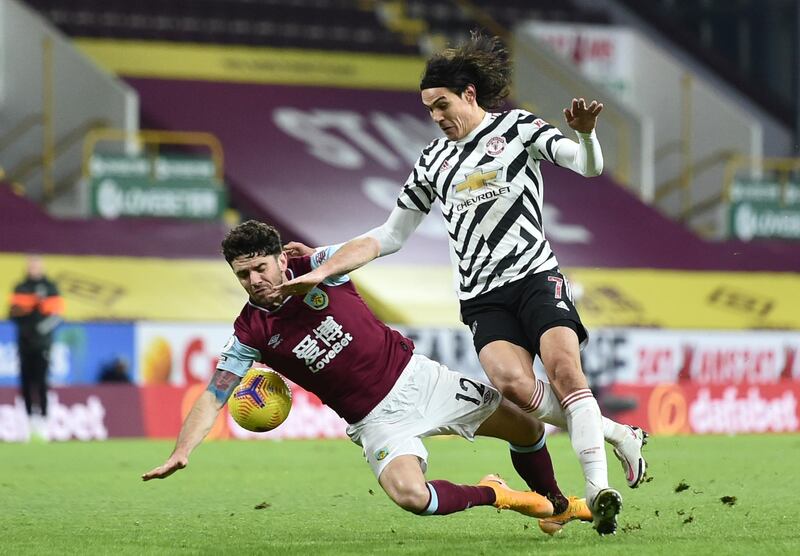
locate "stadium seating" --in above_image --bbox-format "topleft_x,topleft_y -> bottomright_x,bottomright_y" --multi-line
408,0 -> 609,45
23,0 -> 419,54
24,0 -> 616,55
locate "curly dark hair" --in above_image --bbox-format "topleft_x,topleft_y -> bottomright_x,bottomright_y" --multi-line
221,220 -> 282,264
419,32 -> 511,109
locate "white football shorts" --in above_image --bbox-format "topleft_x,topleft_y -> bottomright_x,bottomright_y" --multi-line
346,353 -> 501,478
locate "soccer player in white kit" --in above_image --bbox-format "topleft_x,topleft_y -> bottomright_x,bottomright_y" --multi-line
280,33 -> 648,535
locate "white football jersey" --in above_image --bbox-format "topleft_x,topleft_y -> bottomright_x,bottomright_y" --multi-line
397,109 -> 568,300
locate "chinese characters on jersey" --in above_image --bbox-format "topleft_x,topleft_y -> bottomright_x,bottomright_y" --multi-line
291,316 -> 354,372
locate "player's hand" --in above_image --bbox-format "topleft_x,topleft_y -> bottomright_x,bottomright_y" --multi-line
142,455 -> 188,481
283,242 -> 315,257
563,98 -> 603,133
277,271 -> 324,297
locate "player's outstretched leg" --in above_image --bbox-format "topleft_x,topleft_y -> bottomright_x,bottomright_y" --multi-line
537,328 -> 622,534
475,397 -> 572,514
478,474 -> 554,518
524,378 -> 649,488
509,438 -> 570,514
378,455 -> 550,517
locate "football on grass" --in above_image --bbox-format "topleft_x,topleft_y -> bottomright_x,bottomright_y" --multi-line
228,368 -> 292,432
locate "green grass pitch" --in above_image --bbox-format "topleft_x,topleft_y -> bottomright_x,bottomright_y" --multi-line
2,433 -> 799,555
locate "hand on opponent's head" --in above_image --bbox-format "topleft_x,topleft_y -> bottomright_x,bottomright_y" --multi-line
283,242 -> 314,258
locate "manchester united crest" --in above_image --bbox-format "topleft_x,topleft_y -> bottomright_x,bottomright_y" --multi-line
485,136 -> 506,157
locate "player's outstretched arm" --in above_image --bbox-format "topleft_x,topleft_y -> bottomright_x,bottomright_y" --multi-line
142,370 -> 241,481
554,98 -> 604,177
278,206 -> 425,297
278,236 -> 381,297
283,242 -> 315,257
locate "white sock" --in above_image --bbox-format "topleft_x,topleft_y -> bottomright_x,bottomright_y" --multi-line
562,389 -> 608,502
524,379 -> 628,447
602,417 -> 629,446
522,379 -> 567,427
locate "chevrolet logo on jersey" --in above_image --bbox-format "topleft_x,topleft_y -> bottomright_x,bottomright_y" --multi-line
454,168 -> 500,193
453,165 -> 508,214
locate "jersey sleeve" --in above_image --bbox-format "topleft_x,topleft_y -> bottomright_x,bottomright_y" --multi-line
217,334 -> 262,377
396,150 -> 437,214
310,245 -> 351,286
40,280 -> 65,316
517,111 -> 569,164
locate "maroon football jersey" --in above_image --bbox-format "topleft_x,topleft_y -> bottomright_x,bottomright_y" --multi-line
233,256 -> 414,423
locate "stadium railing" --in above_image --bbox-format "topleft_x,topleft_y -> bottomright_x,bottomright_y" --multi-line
81,128 -> 225,184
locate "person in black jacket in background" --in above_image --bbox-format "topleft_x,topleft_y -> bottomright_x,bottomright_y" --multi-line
8,256 -> 64,441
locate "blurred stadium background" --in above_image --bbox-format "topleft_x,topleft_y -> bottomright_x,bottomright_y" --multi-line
1,0 -> 799,489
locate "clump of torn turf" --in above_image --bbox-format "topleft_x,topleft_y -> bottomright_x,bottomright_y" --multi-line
674,480 -> 690,493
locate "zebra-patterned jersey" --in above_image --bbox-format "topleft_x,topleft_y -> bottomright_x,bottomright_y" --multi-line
397,109 -> 569,300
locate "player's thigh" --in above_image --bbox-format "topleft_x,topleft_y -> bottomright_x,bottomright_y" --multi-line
378,455 -> 429,511
539,326 -> 588,394
517,270 -> 588,356
411,355 -> 501,440
475,397 -> 544,447
348,420 -> 430,482
460,291 -> 534,361
478,340 -> 536,406
460,284 -> 536,397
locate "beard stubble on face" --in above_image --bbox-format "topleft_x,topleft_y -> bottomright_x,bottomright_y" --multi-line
252,268 -> 287,309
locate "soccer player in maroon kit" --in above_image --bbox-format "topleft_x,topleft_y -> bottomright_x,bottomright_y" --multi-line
280,33 -> 649,535
144,220 -> 591,530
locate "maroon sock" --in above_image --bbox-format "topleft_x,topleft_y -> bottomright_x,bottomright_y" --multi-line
510,437 -> 569,514
420,480 -> 496,515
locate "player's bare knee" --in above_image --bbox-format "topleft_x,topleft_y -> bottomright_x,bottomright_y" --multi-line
482,364 -> 530,404
500,377 -> 538,408
483,360 -> 526,390
389,482 -> 430,513
545,355 -> 584,392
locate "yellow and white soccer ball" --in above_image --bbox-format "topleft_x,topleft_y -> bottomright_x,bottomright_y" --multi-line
228,368 -> 292,432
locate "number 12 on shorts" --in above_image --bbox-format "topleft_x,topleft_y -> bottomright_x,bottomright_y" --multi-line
455,377 -> 486,406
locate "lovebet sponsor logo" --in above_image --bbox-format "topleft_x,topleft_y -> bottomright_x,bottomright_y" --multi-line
729,181 -> 800,241
94,179 -> 224,220
732,203 -> 800,241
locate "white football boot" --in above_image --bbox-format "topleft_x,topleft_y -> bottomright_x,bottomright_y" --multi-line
613,426 -> 648,488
